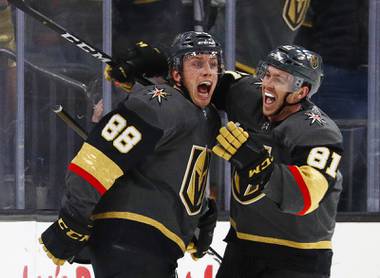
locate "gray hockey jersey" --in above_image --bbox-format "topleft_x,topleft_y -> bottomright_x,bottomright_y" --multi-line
216,72 -> 343,274
64,84 -> 220,258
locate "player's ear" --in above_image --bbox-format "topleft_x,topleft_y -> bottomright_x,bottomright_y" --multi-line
293,86 -> 309,102
299,85 -> 310,100
171,70 -> 181,86
287,86 -> 309,104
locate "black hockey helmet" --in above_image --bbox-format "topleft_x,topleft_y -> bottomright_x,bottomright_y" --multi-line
168,31 -> 224,73
257,45 -> 323,97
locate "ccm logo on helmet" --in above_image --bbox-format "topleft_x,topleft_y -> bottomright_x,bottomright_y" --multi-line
197,38 -> 216,46
61,32 -> 112,63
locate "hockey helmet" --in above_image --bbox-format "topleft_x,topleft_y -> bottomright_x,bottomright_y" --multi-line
257,45 -> 323,97
168,31 -> 224,73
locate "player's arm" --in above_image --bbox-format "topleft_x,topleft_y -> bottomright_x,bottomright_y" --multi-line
187,198 -> 218,260
213,70 -> 251,110
212,121 -> 343,215
104,41 -> 168,91
40,100 -> 164,265
263,143 -> 343,216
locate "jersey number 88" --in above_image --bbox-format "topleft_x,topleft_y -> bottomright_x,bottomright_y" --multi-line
101,114 -> 142,153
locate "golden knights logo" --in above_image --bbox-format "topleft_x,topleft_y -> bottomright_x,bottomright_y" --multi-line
309,55 -> 319,69
232,171 -> 266,205
231,155 -> 273,205
282,0 -> 310,31
180,146 -> 211,215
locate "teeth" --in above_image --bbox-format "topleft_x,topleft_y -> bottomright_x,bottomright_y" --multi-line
264,92 -> 275,98
200,81 -> 212,86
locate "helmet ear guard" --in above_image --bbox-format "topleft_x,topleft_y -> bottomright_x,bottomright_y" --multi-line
257,45 -> 324,98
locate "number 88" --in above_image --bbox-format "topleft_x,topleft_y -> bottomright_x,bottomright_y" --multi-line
101,114 -> 142,153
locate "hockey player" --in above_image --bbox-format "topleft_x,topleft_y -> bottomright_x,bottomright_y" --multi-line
91,40 -> 343,277
39,31 -> 222,278
212,45 -> 343,278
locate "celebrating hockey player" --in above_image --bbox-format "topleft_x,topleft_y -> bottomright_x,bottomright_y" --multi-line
212,45 -> 343,278
39,31 -> 222,278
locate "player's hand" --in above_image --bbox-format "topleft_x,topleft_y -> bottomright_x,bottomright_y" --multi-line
212,121 -> 274,185
104,41 -> 168,89
212,121 -> 249,163
39,212 -> 90,266
187,198 -> 218,260
91,99 -> 104,123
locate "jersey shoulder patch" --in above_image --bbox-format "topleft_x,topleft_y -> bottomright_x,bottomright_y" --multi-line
123,84 -> 201,133
276,105 -> 343,148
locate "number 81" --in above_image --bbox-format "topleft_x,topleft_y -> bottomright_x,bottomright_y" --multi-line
307,147 -> 342,178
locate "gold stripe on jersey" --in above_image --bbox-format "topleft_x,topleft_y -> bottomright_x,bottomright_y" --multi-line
224,70 -> 248,80
71,143 -> 123,191
0,6 -> 16,54
296,165 -> 329,214
235,61 -> 256,75
231,218 -> 332,249
92,211 -> 186,252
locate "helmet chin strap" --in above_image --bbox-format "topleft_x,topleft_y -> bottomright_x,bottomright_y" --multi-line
269,91 -> 303,117
174,74 -> 192,102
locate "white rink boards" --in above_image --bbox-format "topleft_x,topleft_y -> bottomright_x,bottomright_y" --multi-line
0,221 -> 379,278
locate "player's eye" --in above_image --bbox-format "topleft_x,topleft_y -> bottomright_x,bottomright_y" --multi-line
191,60 -> 204,69
209,59 -> 218,70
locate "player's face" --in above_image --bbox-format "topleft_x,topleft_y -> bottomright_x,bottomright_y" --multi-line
181,53 -> 219,108
260,65 -> 294,118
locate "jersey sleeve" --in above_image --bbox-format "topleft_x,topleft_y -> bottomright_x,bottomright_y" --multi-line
264,127 -> 343,216
213,71 -> 251,111
60,94 -> 164,224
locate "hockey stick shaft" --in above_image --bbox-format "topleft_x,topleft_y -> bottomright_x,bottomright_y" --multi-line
8,0 -> 152,86
52,105 -> 88,140
208,246 -> 223,262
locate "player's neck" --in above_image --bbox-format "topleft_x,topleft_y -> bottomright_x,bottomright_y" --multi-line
268,103 -> 302,122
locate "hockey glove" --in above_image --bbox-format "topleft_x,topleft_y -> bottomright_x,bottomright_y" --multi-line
187,198 -> 218,260
39,212 -> 90,266
212,121 -> 274,186
104,41 -> 168,89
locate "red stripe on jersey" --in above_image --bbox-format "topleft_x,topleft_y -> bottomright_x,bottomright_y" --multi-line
288,165 -> 311,216
68,163 -> 107,196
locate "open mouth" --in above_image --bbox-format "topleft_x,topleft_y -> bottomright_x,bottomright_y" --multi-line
264,92 -> 276,105
197,81 -> 212,98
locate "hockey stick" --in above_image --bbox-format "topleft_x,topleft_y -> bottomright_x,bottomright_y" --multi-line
8,0 -> 152,86
207,246 -> 223,264
52,105 -> 88,140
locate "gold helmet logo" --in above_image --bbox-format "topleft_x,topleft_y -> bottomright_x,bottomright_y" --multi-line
282,0 -> 311,31
309,55 -> 319,69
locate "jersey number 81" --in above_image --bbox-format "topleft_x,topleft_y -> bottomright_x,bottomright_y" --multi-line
307,147 -> 341,178
101,114 -> 142,153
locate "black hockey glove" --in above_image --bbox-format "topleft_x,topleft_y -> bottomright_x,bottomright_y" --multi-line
39,212 -> 90,266
212,121 -> 274,186
187,198 -> 218,260
104,41 -> 168,86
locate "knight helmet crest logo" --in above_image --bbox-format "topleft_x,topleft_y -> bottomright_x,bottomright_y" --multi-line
282,0 -> 311,31
309,54 -> 319,69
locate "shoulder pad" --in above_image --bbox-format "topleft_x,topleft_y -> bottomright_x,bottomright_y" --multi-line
276,107 -> 343,148
122,84 -> 197,131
